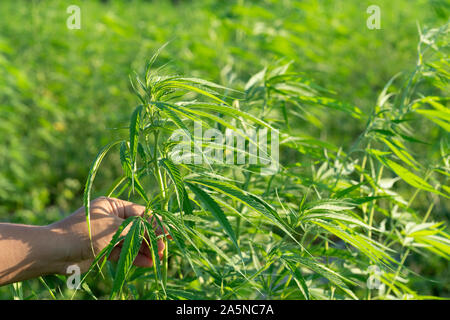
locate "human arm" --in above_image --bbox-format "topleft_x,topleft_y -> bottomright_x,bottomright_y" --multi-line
0,197 -> 167,286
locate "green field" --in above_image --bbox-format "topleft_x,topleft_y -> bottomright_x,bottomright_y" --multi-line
0,0 -> 449,299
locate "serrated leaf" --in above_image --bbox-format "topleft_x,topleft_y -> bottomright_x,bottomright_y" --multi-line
110,217 -> 143,299
282,259 -> 310,300
130,105 -> 143,165
379,157 -> 447,197
160,158 -> 184,212
187,182 -> 239,252
186,178 -> 297,243
119,141 -> 132,178
84,140 -> 122,240
281,254 -> 357,299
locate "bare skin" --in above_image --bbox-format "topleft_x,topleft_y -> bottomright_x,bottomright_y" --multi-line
0,197 -> 169,286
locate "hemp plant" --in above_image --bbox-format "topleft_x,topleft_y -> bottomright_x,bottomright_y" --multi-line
81,47 -> 284,299
80,24 -> 449,300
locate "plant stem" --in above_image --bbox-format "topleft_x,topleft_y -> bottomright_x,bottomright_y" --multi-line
153,130 -> 167,207
368,165 -> 384,239
385,200 -> 435,297
236,171 -> 252,242
385,248 -> 410,297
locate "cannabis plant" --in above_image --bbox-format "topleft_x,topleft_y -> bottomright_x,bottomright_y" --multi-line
82,23 -> 449,300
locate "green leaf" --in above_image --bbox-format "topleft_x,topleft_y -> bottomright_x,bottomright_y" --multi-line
186,102 -> 277,131
129,105 -> 143,165
312,220 -> 393,264
186,178 -> 297,243
145,42 -> 170,83
160,158 -> 184,212
163,81 -> 230,106
245,67 -> 266,92
378,156 -> 447,197
187,182 -> 240,252
141,218 -> 166,294
416,109 -> 450,131
132,174 -> 150,203
281,259 -> 310,300
176,77 -> 241,93
84,140 -> 122,240
151,102 -> 191,139
110,217 -> 143,299
281,254 -> 357,299
381,137 -> 419,170
182,187 -> 193,216
102,220 -> 131,259
84,216 -> 136,280
296,96 -> 361,118
119,141 -> 132,178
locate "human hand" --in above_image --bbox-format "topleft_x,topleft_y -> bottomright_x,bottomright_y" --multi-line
49,197 -> 170,274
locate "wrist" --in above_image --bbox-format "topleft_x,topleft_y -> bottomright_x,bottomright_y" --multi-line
40,224 -> 77,275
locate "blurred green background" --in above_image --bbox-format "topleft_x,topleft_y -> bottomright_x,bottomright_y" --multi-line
0,0 -> 448,298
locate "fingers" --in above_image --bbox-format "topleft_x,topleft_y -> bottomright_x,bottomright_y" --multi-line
105,197 -> 173,240
108,239 -> 166,268
103,197 -> 146,219
96,196 -> 173,241
149,215 -> 173,240
139,238 -> 166,261
141,238 -> 165,261
134,254 -> 154,268
157,239 -> 165,260
109,246 -> 154,267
